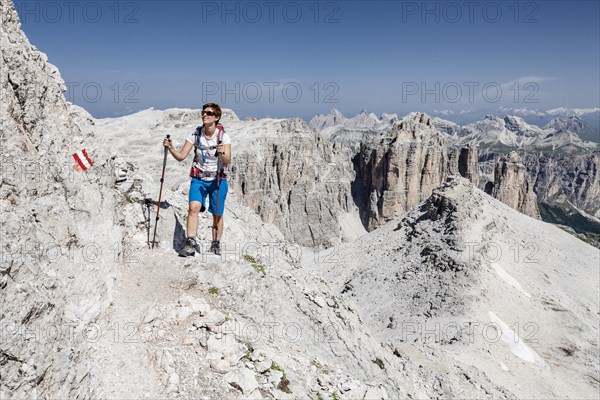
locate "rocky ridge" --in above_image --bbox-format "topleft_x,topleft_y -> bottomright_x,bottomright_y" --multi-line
1,0 -> 121,397
318,176 -> 599,399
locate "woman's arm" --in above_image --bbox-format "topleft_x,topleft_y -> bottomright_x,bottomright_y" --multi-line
164,138 -> 193,162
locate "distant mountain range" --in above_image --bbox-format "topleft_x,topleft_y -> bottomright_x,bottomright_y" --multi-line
309,109 -> 600,152
309,108 -> 396,131
431,107 -> 600,130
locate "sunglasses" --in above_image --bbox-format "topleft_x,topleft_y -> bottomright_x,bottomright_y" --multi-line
202,111 -> 217,117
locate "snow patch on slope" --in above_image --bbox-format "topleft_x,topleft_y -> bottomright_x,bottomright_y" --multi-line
488,311 -> 547,368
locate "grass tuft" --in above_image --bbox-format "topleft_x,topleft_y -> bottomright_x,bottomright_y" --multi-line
244,254 -> 266,275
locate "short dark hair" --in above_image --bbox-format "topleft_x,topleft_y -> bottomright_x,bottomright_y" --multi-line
203,103 -> 222,124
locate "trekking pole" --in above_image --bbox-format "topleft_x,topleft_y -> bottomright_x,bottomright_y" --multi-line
213,140 -> 224,239
145,198 -> 152,248
151,134 -> 170,249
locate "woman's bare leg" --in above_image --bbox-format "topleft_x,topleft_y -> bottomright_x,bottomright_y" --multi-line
187,201 -> 202,238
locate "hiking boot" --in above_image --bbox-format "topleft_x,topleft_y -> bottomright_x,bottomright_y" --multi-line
210,240 -> 221,255
178,237 -> 197,257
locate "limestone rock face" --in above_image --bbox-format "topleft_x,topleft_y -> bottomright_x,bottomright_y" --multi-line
457,146 -> 479,185
524,152 -> 600,216
448,146 -> 479,186
479,151 -> 600,217
486,152 -> 540,218
0,1 -> 120,398
352,113 -> 449,230
229,119 -> 358,248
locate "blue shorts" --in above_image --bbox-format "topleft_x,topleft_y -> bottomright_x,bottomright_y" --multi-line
189,178 -> 228,216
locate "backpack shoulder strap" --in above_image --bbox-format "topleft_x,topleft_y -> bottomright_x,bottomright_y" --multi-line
193,126 -> 202,162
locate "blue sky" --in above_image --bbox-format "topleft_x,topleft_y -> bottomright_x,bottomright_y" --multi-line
14,0 -> 600,120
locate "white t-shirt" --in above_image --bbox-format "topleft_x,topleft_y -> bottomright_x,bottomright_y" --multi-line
186,126 -> 231,173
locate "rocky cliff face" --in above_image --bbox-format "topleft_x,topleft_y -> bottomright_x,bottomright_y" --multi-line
524,151 -> 600,216
484,152 -> 540,218
448,146 -> 479,186
478,150 -> 600,218
0,1 -> 120,397
352,113 -> 450,231
228,118 -> 359,248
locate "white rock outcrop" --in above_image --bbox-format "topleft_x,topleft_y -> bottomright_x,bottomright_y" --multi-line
353,113 -> 449,230
486,151 -> 540,218
1,0 -> 121,397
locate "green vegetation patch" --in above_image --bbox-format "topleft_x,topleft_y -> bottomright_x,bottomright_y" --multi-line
270,361 -> 292,393
244,254 -> 266,275
372,357 -> 385,370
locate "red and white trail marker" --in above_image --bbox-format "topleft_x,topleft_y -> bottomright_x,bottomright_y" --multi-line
72,149 -> 93,171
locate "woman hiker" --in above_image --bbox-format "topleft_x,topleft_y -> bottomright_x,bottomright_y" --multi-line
163,103 -> 231,256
